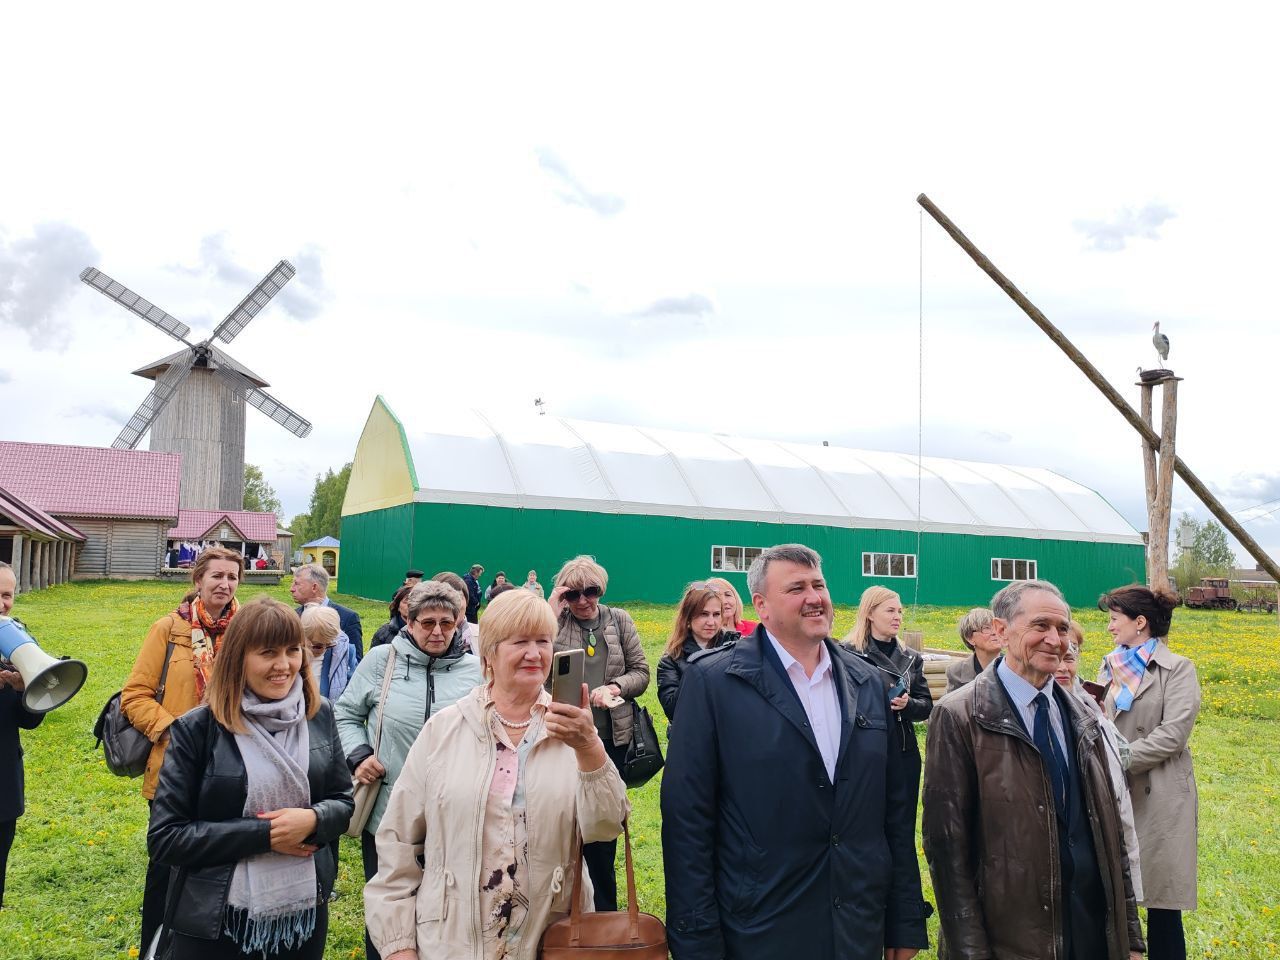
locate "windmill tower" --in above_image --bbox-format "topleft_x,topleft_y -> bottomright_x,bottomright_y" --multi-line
80,261 -> 312,511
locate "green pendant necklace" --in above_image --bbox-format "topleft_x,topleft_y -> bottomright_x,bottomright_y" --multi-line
585,629 -> 597,657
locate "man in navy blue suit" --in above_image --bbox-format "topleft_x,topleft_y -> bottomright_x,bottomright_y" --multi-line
662,544 -> 928,960
291,562 -> 363,662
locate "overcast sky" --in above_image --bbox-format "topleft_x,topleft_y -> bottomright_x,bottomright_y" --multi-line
3,3 -> 1279,567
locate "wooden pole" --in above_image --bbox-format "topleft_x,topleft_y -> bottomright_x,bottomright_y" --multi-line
917,193 -> 1280,586
1149,380 -> 1178,589
1139,384 -> 1158,581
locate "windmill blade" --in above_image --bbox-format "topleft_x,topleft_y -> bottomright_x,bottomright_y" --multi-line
212,260 -> 296,344
210,364 -> 312,439
111,357 -> 196,450
80,268 -> 192,343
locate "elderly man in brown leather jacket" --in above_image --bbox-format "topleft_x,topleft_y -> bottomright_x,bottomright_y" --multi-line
922,580 -> 1144,960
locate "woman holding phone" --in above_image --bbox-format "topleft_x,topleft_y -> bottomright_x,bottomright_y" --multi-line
364,588 -> 628,960
844,586 -> 932,802
547,555 -> 648,911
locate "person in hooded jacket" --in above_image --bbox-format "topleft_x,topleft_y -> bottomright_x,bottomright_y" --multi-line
334,581 -> 483,960
843,586 -> 932,800
656,585 -> 740,722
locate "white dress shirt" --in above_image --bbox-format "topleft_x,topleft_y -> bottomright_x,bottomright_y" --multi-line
997,657 -> 1068,758
765,630 -> 842,782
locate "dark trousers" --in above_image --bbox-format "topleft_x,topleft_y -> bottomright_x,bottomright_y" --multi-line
582,739 -> 628,912
170,901 -> 328,959
1146,908 -> 1186,960
140,801 -> 171,952
361,830 -> 382,960
0,818 -> 15,908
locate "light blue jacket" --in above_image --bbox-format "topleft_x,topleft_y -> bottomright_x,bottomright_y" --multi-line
334,630 -> 482,833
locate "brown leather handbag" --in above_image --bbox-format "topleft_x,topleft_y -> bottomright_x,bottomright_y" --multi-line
539,820 -> 667,959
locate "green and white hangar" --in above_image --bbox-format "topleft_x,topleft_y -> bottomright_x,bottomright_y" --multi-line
339,397 -> 1145,607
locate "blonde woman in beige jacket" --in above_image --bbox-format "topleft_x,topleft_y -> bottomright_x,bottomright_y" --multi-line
365,588 -> 629,960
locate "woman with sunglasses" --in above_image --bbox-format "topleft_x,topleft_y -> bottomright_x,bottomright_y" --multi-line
657,585 -> 739,722
334,581 -> 483,960
548,555 -> 649,912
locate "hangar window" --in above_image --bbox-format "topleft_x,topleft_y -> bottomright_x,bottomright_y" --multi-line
862,552 -> 917,578
991,558 -> 1038,581
711,545 -> 765,572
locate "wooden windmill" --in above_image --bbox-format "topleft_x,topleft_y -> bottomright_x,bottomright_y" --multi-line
80,261 -> 312,511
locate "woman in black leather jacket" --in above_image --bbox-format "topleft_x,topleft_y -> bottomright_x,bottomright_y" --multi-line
843,586 -> 932,799
148,596 -> 353,959
656,585 -> 740,722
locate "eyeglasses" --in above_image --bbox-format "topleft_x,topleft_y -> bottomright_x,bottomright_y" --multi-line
414,617 -> 457,634
308,644 -> 329,656
562,585 -> 602,603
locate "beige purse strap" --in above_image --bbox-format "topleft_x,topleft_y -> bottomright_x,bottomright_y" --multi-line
565,816 -> 641,945
369,645 -> 397,759
567,829 -> 585,942
621,817 -> 641,940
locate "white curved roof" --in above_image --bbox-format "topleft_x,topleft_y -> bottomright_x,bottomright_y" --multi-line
404,411 -> 1141,544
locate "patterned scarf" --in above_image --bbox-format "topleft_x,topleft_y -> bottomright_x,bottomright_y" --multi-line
188,596 -> 238,702
1101,636 -> 1160,712
225,676 -> 316,954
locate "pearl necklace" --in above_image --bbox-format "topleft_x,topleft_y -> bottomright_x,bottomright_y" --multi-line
493,707 -> 533,729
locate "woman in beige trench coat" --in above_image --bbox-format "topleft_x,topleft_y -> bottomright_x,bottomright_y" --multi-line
1099,585 -> 1201,960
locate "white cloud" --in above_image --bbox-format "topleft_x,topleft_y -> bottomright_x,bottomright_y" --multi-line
0,222 -> 98,349
1073,204 -> 1176,252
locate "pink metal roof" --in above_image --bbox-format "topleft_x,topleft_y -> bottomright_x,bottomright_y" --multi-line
0,442 -> 180,521
0,484 -> 86,541
166,509 -> 279,542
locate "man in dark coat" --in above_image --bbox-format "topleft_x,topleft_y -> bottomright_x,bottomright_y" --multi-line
662,544 -> 929,960
290,562 -> 363,662
923,580 -> 1143,960
0,562 -> 44,909
462,564 -> 484,624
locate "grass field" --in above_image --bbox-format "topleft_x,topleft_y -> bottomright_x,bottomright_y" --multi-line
1,579 -> 1277,958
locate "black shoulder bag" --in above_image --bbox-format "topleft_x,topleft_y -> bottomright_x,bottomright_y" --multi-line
94,638 -> 177,778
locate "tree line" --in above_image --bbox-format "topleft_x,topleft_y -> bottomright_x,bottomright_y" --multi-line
243,462 -> 351,549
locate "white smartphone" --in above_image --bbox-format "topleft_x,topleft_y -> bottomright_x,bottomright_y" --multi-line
551,649 -> 585,705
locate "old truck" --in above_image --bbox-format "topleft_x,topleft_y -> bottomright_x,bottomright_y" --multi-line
1183,578 -> 1238,610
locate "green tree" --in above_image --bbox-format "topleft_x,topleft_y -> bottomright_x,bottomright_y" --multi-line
242,463 -> 283,515
1192,518 -> 1236,570
1170,513 -> 1236,592
292,463 -> 351,544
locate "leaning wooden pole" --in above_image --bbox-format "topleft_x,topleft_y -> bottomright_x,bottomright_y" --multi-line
917,193 -> 1280,586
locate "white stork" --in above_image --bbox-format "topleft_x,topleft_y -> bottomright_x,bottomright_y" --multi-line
1152,321 -> 1170,368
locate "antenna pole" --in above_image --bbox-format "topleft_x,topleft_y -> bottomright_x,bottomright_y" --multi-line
916,192 -> 1280,587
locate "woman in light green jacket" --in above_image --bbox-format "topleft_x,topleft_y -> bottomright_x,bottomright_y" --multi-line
335,581 -> 483,960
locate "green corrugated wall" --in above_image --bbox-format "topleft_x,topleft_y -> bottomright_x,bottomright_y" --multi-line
341,501 -> 1145,608
340,504 -> 415,601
